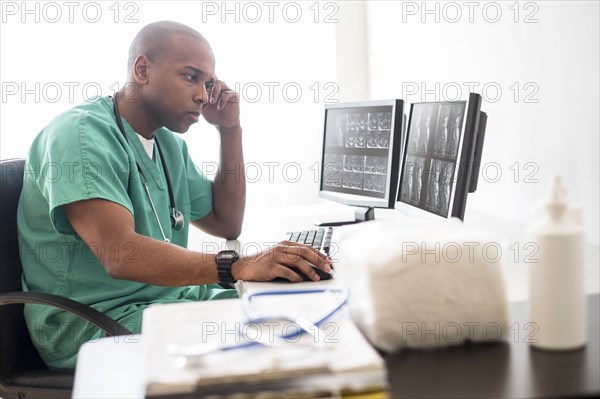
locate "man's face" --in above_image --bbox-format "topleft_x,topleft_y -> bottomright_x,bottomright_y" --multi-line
141,34 -> 216,133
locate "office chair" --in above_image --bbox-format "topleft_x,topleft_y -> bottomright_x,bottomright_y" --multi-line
0,158 -> 133,399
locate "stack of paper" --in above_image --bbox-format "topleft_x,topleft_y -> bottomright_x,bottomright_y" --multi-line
235,277 -> 339,297
142,291 -> 387,397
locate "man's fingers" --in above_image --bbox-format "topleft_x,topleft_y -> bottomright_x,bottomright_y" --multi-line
274,243 -> 332,282
280,242 -> 332,272
209,80 -> 223,104
217,90 -> 240,110
271,264 -> 303,282
274,252 -> 319,281
209,79 -> 238,105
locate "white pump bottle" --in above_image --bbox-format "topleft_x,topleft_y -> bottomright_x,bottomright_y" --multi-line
527,176 -> 586,350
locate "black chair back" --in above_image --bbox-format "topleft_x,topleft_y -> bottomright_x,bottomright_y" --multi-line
0,159 -> 48,379
1,157 -> 130,398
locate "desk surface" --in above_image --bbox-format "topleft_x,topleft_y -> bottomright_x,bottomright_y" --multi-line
73,294 -> 600,399
189,203 -> 600,303
73,204 -> 600,398
384,294 -> 600,399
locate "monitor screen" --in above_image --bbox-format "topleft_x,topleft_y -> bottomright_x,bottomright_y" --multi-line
396,93 -> 482,220
318,100 -> 404,223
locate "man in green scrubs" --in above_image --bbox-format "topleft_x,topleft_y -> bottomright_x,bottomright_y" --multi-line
17,21 -> 332,369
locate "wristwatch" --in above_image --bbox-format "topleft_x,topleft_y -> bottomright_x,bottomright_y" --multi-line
215,250 -> 239,284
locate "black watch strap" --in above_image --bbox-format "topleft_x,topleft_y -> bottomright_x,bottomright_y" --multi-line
216,250 -> 239,284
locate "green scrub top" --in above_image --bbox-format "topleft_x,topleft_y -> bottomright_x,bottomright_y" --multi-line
17,96 -> 237,370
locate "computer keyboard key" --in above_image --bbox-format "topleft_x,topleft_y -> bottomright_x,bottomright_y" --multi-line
306,230 -> 317,244
284,226 -> 333,256
298,231 -> 309,243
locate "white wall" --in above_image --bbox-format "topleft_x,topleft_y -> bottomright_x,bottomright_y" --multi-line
0,0 -> 337,207
334,1 -> 369,101
1,1 -> 598,245
362,0 -> 599,245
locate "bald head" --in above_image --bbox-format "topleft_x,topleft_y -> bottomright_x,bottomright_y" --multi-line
127,21 -> 209,73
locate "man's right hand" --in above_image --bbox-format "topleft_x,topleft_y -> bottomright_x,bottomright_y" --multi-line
232,242 -> 332,282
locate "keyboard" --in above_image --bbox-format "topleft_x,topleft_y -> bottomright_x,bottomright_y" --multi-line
285,227 -> 333,256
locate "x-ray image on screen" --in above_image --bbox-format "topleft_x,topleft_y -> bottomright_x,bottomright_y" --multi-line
397,93 -> 485,221
400,154 -> 425,206
434,104 -> 465,159
400,101 -> 467,218
425,159 -> 456,216
322,106 -> 394,200
323,153 -> 343,188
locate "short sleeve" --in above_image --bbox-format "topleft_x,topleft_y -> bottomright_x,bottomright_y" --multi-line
30,106 -> 134,235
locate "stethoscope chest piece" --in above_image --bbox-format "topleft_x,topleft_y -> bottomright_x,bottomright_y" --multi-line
171,209 -> 185,231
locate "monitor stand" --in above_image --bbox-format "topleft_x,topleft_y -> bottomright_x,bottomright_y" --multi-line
314,207 -> 375,227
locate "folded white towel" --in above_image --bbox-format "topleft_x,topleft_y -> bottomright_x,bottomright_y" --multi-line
333,219 -> 509,352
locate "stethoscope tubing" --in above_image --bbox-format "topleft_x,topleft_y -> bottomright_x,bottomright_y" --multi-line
111,94 -> 184,240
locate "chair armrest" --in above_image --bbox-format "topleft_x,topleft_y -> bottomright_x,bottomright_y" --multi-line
0,292 -> 133,336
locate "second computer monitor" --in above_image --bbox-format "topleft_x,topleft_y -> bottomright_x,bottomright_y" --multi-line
318,100 -> 404,225
397,93 -> 482,220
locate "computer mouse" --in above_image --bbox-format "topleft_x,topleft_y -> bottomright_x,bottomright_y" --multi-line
271,265 -> 333,282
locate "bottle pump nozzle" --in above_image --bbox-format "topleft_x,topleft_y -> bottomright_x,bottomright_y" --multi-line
546,176 -> 567,220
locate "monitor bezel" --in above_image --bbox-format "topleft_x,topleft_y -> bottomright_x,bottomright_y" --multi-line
395,93 -> 482,220
318,99 -> 404,210
469,110 -> 487,193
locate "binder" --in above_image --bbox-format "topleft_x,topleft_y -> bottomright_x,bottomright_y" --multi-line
142,292 -> 387,397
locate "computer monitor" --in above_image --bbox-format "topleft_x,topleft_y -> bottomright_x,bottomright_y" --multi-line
469,110 -> 487,193
317,99 -> 405,226
396,93 -> 486,220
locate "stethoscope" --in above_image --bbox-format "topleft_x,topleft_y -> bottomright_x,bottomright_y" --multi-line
111,93 -> 184,242
166,286 -> 349,368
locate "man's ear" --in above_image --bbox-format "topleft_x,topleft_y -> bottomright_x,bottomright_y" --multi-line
133,54 -> 151,84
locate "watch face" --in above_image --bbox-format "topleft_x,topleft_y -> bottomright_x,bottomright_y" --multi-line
218,251 -> 238,260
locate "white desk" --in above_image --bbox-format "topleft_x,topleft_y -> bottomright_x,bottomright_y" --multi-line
73,203 -> 600,398
73,335 -> 145,399
188,202 -> 600,302
73,297 -> 600,399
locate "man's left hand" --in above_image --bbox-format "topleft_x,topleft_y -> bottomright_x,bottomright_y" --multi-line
202,79 -> 241,131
